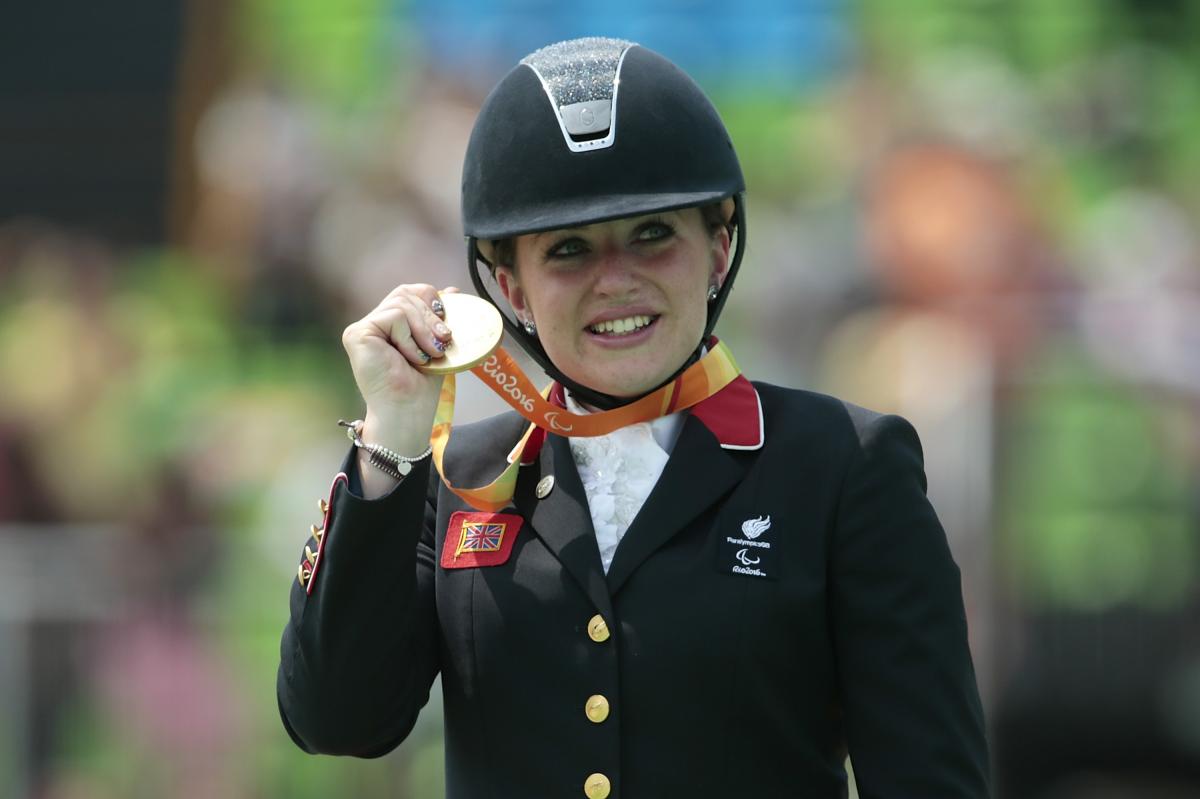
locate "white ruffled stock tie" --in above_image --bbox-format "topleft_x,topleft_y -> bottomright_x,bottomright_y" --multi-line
566,393 -> 679,574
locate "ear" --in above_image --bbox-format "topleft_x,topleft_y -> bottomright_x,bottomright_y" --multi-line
495,266 -> 530,318
709,223 -> 732,289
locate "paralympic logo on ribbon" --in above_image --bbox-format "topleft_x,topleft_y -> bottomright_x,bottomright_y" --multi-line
542,411 -> 574,432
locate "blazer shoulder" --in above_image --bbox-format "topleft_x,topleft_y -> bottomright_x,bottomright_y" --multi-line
750,381 -> 920,454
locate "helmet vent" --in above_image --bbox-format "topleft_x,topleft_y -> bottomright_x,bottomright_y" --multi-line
521,36 -> 635,152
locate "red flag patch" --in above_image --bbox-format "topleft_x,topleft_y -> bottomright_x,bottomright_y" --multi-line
440,511 -> 523,569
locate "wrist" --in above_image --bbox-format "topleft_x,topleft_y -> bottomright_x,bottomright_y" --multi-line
340,419 -> 432,481
361,409 -> 436,458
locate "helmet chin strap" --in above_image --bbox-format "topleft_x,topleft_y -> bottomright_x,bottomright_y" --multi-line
468,194 -> 747,413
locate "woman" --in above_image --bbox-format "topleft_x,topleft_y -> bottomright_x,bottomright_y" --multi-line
278,37 -> 990,798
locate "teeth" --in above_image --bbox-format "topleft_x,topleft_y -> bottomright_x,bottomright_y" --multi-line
589,315 -> 654,335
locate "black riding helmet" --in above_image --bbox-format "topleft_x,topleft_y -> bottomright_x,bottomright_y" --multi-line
461,37 -> 747,409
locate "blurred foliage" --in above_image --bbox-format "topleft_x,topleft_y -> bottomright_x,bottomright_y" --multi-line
1000,338 -> 1197,612
236,0 -> 396,109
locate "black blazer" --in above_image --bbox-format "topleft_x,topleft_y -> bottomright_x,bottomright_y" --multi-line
278,381 -> 990,798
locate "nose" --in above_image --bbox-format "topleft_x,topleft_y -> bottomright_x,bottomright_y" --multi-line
590,247 -> 640,297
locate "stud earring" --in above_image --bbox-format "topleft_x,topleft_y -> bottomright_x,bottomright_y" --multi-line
707,284 -> 719,302
522,318 -> 537,336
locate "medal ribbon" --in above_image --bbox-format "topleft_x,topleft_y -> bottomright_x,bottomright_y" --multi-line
429,339 -> 741,512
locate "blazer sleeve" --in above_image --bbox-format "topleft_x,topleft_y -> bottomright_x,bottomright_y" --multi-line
277,449 -> 441,757
829,412 -> 991,797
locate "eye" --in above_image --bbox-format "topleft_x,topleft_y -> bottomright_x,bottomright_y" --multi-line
547,237 -> 589,259
634,220 -> 675,243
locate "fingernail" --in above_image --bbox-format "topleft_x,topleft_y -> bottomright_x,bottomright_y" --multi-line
418,350 -> 432,363
435,322 -> 450,336
431,299 -> 445,317
433,339 -> 446,353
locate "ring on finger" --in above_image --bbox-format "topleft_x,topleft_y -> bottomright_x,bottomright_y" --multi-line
431,298 -> 445,317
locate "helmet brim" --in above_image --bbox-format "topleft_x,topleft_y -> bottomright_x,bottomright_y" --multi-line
465,189 -> 735,242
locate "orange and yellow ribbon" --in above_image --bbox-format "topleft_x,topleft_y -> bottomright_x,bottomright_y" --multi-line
430,339 -> 741,512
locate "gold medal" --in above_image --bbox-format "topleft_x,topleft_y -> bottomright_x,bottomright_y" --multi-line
416,293 -> 505,375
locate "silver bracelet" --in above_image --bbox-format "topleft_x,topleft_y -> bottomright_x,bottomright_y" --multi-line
338,419 -> 432,480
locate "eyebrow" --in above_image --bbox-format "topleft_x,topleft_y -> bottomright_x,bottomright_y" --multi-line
532,213 -> 679,244
533,226 -> 588,244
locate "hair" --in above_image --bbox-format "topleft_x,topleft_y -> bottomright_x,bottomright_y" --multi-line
486,201 -> 732,271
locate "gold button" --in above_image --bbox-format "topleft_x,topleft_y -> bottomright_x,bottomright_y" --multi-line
318,498 -> 329,515
587,614 -> 610,643
536,475 -> 555,499
304,545 -> 318,566
583,773 -> 611,799
297,563 -> 311,586
310,523 -> 323,541
585,694 -> 610,723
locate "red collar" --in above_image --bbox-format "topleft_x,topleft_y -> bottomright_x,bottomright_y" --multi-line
519,373 -> 763,464
688,373 -> 764,450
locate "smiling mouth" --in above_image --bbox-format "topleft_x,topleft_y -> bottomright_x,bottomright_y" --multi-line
586,314 -> 659,336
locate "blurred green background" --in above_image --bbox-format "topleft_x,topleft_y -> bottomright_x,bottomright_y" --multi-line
1,1 -> 1198,797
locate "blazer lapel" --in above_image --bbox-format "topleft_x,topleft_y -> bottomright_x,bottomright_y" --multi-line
605,415 -> 749,596
518,431 -> 614,617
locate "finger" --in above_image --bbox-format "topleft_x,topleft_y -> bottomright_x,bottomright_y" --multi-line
407,283 -> 442,308
379,284 -> 450,327
396,293 -> 450,359
361,305 -> 434,367
410,285 -> 449,323
433,287 -> 461,317
377,295 -> 452,345
343,318 -> 429,376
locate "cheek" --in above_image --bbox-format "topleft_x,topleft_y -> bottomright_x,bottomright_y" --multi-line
523,287 -> 584,360
673,263 -> 712,318
679,298 -> 709,343
531,289 -> 575,335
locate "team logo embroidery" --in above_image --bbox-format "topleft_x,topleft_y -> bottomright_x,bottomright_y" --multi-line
441,511 -> 523,569
736,548 -> 760,567
717,512 -> 777,580
741,515 -> 771,539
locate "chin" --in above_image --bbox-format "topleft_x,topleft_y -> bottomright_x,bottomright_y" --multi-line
557,342 -> 696,398
578,367 -> 672,399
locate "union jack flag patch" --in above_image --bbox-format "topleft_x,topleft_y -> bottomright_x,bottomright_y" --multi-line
441,511 -> 523,569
